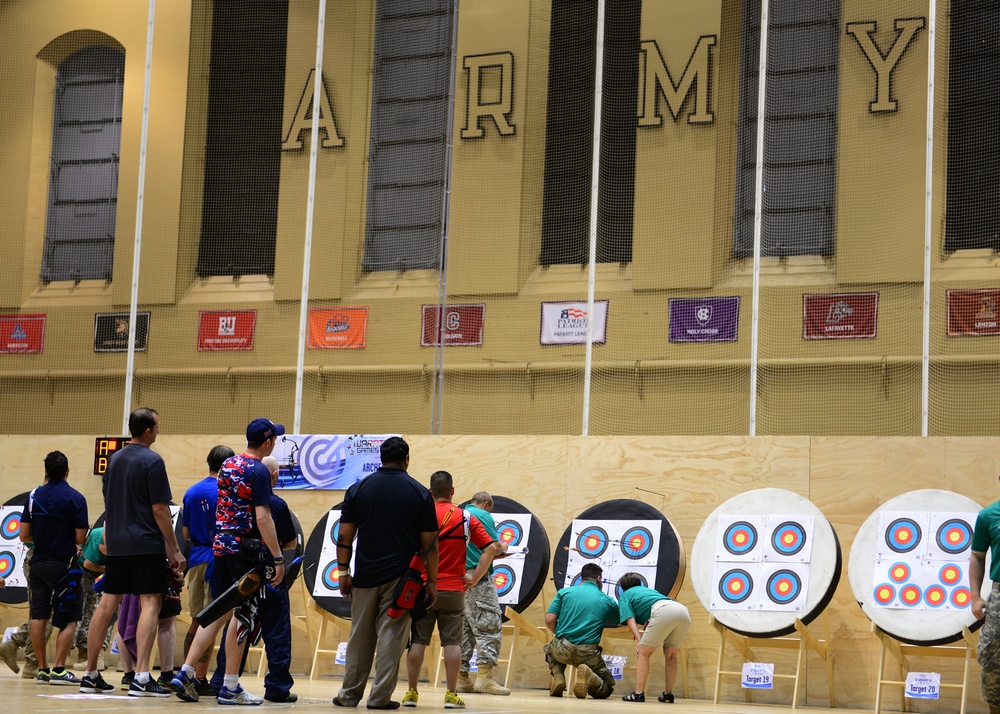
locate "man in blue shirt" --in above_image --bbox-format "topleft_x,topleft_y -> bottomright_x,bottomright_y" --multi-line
19,451 -> 89,686
544,563 -> 619,700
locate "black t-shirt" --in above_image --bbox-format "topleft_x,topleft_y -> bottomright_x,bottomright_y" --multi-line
270,494 -> 296,548
341,467 -> 437,588
21,480 -> 89,562
102,443 -> 172,556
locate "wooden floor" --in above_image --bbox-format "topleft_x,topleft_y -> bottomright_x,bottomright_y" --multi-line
0,667 -> 880,714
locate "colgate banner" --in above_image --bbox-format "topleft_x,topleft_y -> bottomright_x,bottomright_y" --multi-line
802,293 -> 878,340
421,304 -> 484,346
947,289 -> 1000,336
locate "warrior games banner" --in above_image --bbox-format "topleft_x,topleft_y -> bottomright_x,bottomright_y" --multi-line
271,434 -> 400,490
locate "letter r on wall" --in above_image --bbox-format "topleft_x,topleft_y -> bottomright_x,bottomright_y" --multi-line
461,52 -> 516,139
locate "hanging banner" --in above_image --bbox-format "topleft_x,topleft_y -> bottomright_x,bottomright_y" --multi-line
540,301 -> 608,345
946,289 -> 1000,336
668,297 -> 740,343
271,433 -> 400,489
197,310 -> 257,351
307,307 -> 368,349
94,312 -> 149,353
802,292 -> 878,340
421,304 -> 484,346
0,314 -> 45,354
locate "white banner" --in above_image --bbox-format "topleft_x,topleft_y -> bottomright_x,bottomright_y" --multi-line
540,301 -> 608,345
271,434 -> 400,489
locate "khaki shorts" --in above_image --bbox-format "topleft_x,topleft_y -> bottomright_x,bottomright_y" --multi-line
186,562 -> 212,616
412,590 -> 465,647
640,599 -> 691,649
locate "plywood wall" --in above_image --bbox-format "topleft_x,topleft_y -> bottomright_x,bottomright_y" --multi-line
1,434 -> 997,712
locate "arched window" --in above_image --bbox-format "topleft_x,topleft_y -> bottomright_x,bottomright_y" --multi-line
42,45 -> 124,282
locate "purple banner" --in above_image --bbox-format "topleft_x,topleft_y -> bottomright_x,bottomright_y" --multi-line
668,297 -> 740,343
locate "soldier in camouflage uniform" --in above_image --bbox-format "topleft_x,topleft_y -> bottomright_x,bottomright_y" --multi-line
972,493 -> 1000,714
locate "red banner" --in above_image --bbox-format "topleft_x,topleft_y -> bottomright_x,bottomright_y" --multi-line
0,314 -> 45,354
308,307 -> 368,349
802,293 -> 878,340
197,310 -> 257,351
947,289 -> 1000,336
421,304 -> 484,346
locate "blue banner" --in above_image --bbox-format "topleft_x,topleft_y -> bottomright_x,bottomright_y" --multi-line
271,434 -> 399,490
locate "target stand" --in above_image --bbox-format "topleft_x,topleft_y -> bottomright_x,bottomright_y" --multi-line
871,623 -> 977,714
711,615 -> 835,710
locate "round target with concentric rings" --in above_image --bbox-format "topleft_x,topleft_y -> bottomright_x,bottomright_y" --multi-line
888,562 -> 910,583
0,551 -> 14,578
936,519 -> 973,555
0,512 -> 20,541
924,585 -> 947,608
899,584 -> 922,607
615,573 -> 648,599
492,565 -> 516,598
620,526 -> 654,560
951,587 -> 972,609
939,563 -> 963,587
885,518 -> 922,554
873,583 -> 896,605
770,521 -> 807,557
722,521 -> 758,557
328,518 -> 341,544
321,561 -> 340,592
718,569 -> 754,604
495,520 -> 524,548
765,569 -> 802,605
575,526 -> 609,559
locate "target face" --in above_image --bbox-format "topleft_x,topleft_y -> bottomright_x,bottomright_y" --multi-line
615,573 -> 648,599
888,562 -> 911,583
620,526 -> 654,560
950,587 -> 972,609
939,563 -> 963,587
924,585 -> 947,608
770,521 -> 807,557
899,584 -> 923,607
575,527 -> 609,559
328,518 -> 341,543
723,521 -> 758,557
0,551 -> 14,578
885,518 -> 922,554
766,569 -> 802,605
492,565 -> 516,598
873,583 -> 897,605
936,519 -> 973,555
0,513 -> 19,540
321,562 -> 340,592
718,569 -> 754,604
496,520 -> 524,548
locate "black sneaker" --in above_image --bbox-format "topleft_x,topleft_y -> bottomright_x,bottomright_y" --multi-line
121,671 -> 134,692
129,676 -> 173,698
80,672 -> 116,693
194,678 -> 217,697
157,671 -> 175,688
49,668 -> 80,686
36,668 -> 51,685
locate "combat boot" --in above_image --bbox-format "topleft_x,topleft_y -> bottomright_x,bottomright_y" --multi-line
473,664 -> 510,696
549,670 -> 565,697
456,670 -> 474,693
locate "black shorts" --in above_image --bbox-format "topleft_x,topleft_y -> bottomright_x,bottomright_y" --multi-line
103,554 -> 169,595
29,558 -> 82,627
211,553 -> 255,599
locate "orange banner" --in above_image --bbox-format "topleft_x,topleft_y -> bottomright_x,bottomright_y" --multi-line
307,307 -> 368,349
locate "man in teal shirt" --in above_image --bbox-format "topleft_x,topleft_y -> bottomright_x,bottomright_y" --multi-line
544,563 -> 619,699
971,498 -> 1000,713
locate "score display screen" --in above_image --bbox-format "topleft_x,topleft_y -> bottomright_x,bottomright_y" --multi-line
94,436 -> 130,475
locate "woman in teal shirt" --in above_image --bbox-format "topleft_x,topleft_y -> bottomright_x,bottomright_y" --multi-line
618,572 -> 691,703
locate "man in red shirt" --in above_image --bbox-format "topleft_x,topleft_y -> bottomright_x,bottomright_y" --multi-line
402,471 -> 500,709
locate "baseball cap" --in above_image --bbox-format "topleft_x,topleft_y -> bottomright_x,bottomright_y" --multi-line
246,418 -> 285,444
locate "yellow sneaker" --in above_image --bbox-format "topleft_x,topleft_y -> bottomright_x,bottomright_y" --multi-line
402,689 -> 419,707
444,690 -> 465,709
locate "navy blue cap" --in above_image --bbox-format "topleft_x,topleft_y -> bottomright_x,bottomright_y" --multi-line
246,418 -> 285,444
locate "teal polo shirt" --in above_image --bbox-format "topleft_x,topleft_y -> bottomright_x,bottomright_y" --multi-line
466,504 -> 497,571
618,585 -> 670,626
973,500 -> 1000,582
546,580 -> 619,645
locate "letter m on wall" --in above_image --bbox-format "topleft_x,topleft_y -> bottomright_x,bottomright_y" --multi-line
638,36 -> 717,126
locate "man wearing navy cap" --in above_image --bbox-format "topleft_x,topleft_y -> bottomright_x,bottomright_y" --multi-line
171,418 -> 286,706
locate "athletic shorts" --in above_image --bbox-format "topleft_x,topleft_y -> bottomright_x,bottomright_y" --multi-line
640,599 -> 691,649
29,558 -> 83,626
411,590 -> 465,647
103,553 -> 169,596
186,562 -> 212,616
212,553 -> 255,599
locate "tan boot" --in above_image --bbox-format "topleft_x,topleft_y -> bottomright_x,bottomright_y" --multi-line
0,639 -> 18,674
473,664 -> 511,696
456,671 -> 475,693
574,664 -> 600,699
549,670 -> 566,697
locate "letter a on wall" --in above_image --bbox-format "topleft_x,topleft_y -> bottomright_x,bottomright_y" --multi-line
282,68 -> 345,150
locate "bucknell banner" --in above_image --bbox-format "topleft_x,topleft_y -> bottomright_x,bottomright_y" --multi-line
802,293 -> 878,340
946,289 -> 1000,337
197,310 -> 257,351
308,307 -> 368,349
0,314 -> 45,354
540,301 -> 608,345
421,304 -> 484,346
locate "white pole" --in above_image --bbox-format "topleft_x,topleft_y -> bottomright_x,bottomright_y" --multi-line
582,0 -> 606,437
122,0 -> 157,434
748,0 -> 769,437
921,0 -> 937,437
292,0 -> 328,435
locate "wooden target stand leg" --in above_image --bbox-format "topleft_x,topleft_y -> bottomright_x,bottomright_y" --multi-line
711,615 -> 835,709
872,624 -> 976,714
309,600 -> 351,681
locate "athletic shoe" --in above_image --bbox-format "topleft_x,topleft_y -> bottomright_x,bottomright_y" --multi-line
169,670 -> 200,702
443,690 -> 465,709
157,672 -> 175,688
129,676 -> 173,697
36,668 -> 50,684
194,678 -> 217,697
217,685 -> 264,705
49,668 -> 81,686
264,693 -> 298,703
80,672 -> 116,693
120,671 -> 134,691
0,639 -> 19,674
401,689 -> 418,707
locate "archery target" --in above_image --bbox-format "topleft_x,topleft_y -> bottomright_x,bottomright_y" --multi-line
492,564 -> 517,599
615,572 -> 648,599
321,561 -> 342,593
716,516 -> 764,562
620,526 -> 654,560
0,496 -> 31,603
1,512 -> 20,540
496,519 -> 524,548
849,489 -> 989,646
765,519 -> 813,561
329,517 -> 341,544
0,550 -> 15,578
575,526 -> 610,559
713,566 -> 756,608
304,508 -> 356,618
764,566 -> 806,610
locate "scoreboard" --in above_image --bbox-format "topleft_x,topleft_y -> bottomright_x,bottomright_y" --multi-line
93,436 -> 130,475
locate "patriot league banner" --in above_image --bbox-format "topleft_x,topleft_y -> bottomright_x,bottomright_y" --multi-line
540,301 -> 608,345
946,289 -> 1000,337
668,297 -> 740,343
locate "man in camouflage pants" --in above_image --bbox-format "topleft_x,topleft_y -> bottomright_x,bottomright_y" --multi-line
0,546 -> 52,679
972,491 -> 1000,714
